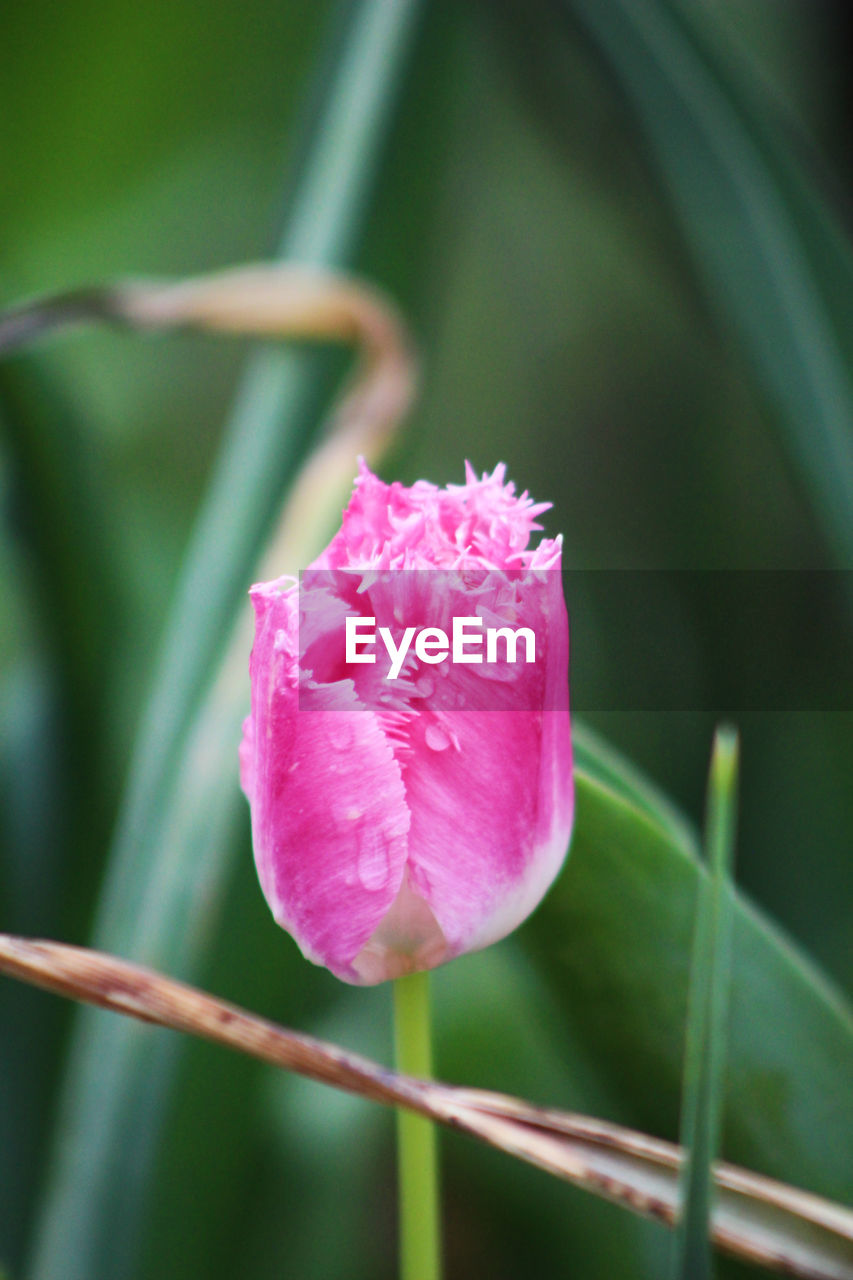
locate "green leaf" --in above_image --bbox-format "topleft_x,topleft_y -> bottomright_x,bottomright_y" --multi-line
673,728 -> 738,1280
0,366 -> 122,896
28,5 -> 425,1279
0,365 -> 118,727
560,0 -> 853,566
523,730 -> 853,1207
572,720 -> 698,853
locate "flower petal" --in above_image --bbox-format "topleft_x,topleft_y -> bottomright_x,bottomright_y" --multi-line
242,582 -> 410,982
401,569 -> 572,957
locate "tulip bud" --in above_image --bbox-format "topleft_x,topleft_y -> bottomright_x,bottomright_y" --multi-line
240,462 -> 573,984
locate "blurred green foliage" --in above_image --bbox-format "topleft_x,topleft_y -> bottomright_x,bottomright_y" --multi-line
1,2 -> 851,1278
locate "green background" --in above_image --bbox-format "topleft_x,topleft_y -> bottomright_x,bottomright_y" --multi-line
1,3 -> 851,1278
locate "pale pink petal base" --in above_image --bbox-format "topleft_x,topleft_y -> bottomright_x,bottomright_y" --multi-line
351,873 -> 448,983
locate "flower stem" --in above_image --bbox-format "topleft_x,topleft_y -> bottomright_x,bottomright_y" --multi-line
393,970 -> 442,1280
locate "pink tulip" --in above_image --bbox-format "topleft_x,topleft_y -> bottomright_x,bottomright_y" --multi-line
240,462 -> 573,984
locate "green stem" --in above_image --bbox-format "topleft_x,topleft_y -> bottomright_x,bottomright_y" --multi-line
393,970 -> 442,1280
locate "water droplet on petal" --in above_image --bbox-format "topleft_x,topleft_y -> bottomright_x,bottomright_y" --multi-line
333,798 -> 363,826
356,827 -> 392,891
425,723 -> 451,752
415,675 -> 434,698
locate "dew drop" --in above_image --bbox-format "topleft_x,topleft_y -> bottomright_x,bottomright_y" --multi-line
425,723 -> 451,752
415,675 -> 434,698
356,827 -> 393,891
333,799 -> 363,826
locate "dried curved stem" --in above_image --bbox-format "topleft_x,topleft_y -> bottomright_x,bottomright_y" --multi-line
0,260 -> 417,578
0,933 -> 851,1280
0,263 -> 416,527
114,263 -> 416,467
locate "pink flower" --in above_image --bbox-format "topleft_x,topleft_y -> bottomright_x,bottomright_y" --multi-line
240,462 -> 573,984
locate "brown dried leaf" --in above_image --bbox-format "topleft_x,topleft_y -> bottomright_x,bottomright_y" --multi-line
1,934 -> 850,1279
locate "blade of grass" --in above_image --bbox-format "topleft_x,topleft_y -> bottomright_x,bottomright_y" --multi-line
29,6 -> 424,1279
559,0 -> 853,567
0,368 -> 123,1267
3,934 -> 851,1280
0,367 -> 122,904
672,727 -> 739,1279
0,366 -> 118,753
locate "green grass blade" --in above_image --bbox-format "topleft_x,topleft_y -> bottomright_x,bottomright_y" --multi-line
672,727 -> 739,1280
0,364 -> 118,730
28,6 -> 424,1279
0,371 -> 122,1263
561,0 -> 853,566
0,367 -> 121,880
